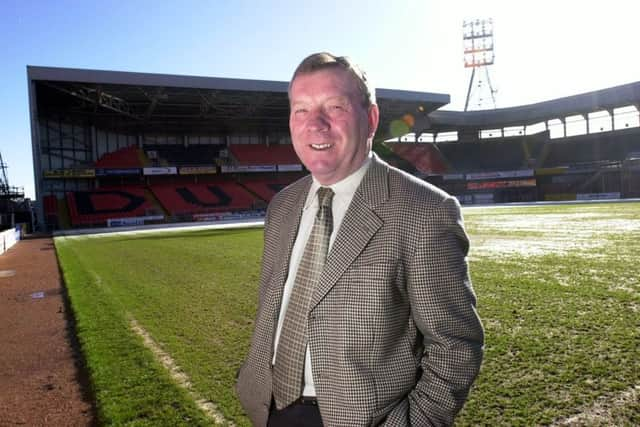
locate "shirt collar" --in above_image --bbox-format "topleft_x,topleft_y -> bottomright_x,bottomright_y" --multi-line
304,152 -> 372,210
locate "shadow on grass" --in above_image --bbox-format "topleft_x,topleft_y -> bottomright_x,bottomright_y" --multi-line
56,256 -> 100,427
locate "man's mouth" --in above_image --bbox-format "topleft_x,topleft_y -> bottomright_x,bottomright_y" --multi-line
311,143 -> 332,150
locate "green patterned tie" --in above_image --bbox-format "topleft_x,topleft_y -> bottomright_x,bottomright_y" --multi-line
272,187 -> 334,409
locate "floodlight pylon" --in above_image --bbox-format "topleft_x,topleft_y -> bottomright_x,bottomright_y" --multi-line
463,18 -> 497,111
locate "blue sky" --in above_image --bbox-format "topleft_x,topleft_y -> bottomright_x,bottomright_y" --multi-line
2,0 -> 639,199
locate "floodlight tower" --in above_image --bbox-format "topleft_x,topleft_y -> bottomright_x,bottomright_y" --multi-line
463,18 -> 497,111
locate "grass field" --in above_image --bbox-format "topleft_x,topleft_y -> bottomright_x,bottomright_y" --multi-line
55,202 -> 640,426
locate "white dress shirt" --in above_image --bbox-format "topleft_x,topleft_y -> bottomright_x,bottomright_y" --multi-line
272,153 -> 372,396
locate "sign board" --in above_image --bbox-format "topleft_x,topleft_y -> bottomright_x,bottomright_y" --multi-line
143,167 -> 178,175
179,166 -> 217,175
107,215 -> 165,227
277,164 -> 303,172
576,192 -> 620,201
467,178 -> 536,190
43,169 -> 96,179
95,168 -> 141,176
221,165 -> 277,173
466,169 -> 533,181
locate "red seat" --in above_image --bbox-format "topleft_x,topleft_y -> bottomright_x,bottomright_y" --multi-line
150,181 -> 258,216
66,186 -> 154,226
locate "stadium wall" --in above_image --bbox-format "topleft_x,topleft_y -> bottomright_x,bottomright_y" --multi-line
0,227 -> 21,256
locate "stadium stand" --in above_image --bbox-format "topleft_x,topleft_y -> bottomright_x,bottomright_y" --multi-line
66,186 -> 156,226
437,138 -> 527,172
542,127 -> 640,167
228,144 -> 300,165
95,145 -> 146,168
28,66 -> 640,229
386,142 -> 448,174
238,174 -> 304,203
150,181 -> 258,216
43,194 -> 57,217
43,194 -> 58,229
144,144 -> 223,166
521,132 -> 549,167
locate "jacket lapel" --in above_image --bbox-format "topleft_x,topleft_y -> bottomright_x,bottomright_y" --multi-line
310,155 -> 389,309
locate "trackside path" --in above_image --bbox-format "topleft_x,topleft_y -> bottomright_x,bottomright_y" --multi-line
0,236 -> 95,426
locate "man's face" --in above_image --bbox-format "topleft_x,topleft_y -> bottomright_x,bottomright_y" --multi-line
289,67 -> 379,185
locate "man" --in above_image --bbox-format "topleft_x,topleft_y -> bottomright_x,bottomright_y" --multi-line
236,52 -> 484,426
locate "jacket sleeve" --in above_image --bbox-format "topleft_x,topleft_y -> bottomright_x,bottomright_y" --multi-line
383,196 -> 484,426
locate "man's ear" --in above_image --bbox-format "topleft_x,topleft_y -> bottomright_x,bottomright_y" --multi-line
367,104 -> 380,139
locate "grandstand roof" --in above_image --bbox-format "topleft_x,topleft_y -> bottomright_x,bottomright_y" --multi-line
27,66 -> 449,138
427,81 -> 640,133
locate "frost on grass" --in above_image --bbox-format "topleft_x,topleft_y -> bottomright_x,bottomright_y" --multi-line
552,385 -> 640,426
469,236 -> 603,259
466,211 -> 640,259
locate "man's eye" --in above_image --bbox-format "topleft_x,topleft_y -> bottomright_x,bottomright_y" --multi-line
295,108 -> 308,114
329,105 -> 345,111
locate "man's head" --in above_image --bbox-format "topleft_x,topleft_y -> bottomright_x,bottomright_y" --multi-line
289,53 -> 376,108
289,52 -> 379,185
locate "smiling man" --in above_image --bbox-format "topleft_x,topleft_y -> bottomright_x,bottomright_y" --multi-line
236,52 -> 484,427
288,60 -> 378,186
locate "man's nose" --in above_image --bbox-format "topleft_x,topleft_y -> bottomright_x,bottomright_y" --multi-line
307,110 -> 329,131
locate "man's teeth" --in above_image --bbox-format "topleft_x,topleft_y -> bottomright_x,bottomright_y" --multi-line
311,143 -> 332,149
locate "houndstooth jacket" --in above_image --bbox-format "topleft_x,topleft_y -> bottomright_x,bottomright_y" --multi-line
236,154 -> 484,426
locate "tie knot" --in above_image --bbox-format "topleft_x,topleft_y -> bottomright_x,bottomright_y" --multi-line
316,187 -> 334,208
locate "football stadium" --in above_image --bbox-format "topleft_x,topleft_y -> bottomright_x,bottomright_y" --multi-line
1,61 -> 637,426
26,66 -> 640,231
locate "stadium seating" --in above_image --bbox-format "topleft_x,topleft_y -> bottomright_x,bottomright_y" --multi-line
43,195 -> 58,229
239,174 -> 303,202
150,181 -> 258,216
386,143 -> 447,174
43,195 -> 57,217
228,144 -> 300,165
542,127 -> 640,167
95,145 -> 145,168
66,186 -> 155,226
437,138 -> 526,172
53,125 -> 640,228
521,132 -> 549,167
144,144 -> 223,166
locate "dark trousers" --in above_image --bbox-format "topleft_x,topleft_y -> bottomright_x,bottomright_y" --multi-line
267,397 -> 323,427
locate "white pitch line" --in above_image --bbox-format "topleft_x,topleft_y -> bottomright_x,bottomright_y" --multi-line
129,318 -> 235,426
54,218 -> 264,238
551,385 -> 639,426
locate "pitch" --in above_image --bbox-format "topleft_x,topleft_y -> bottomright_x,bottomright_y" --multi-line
55,201 -> 640,426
